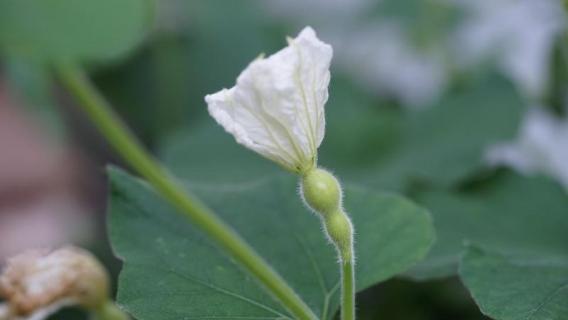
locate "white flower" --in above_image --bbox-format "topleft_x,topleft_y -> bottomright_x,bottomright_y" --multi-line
455,0 -> 565,97
0,247 -> 110,319
205,26 -> 333,174
487,108 -> 568,190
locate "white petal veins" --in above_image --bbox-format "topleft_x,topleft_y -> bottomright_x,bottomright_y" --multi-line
205,26 -> 333,174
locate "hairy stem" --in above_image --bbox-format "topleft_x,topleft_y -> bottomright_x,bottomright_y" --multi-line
300,168 -> 356,320
341,259 -> 355,320
55,63 -> 318,320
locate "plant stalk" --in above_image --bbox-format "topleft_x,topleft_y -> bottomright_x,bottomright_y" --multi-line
55,63 -> 318,320
93,302 -> 130,320
341,259 -> 355,320
300,168 -> 356,320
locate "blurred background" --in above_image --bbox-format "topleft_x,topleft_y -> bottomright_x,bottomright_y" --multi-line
1,0 -> 567,319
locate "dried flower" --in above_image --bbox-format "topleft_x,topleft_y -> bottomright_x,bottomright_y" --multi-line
0,247 -> 109,318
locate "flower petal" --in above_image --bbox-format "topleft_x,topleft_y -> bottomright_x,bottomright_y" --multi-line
206,26 -> 332,173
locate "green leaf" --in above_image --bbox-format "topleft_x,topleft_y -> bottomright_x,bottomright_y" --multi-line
460,247 -> 568,320
410,171 -> 568,279
0,0 -> 153,62
108,168 -> 434,319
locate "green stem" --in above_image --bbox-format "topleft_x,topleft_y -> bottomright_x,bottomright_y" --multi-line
341,260 -> 355,320
93,301 -> 130,320
300,168 -> 356,320
55,63 -> 318,320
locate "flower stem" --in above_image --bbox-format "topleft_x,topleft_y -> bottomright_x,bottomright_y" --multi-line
54,63 -> 318,320
300,168 -> 356,320
341,260 -> 355,320
93,302 -> 130,320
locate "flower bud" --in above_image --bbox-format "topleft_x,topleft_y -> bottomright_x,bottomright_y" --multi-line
301,168 -> 341,215
0,247 -> 110,317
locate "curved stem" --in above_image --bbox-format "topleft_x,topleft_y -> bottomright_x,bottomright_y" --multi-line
341,260 -> 355,320
54,63 -> 318,320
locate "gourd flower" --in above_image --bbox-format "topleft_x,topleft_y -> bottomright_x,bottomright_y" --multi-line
206,27 -> 356,320
205,26 -> 332,175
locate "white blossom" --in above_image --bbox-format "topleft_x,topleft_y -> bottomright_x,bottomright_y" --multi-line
454,0 -> 565,97
0,247 -> 109,319
487,108 -> 568,190
205,26 -> 332,174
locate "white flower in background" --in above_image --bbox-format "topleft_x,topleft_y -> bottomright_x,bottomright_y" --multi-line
206,27 -> 332,174
454,0 -> 565,98
0,247 -> 110,320
333,22 -> 448,107
487,108 -> 568,190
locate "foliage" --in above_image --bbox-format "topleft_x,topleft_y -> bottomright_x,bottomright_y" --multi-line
412,170 -> 568,280
0,1 -> 566,319
109,168 -> 434,319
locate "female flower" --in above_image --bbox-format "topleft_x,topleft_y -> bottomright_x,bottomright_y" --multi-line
205,26 -> 333,174
206,26 -> 355,320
